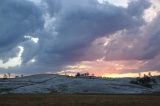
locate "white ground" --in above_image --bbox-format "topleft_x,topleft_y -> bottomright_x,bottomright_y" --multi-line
0,74 -> 160,94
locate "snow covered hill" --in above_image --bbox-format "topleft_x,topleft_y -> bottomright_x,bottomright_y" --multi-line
0,74 -> 160,94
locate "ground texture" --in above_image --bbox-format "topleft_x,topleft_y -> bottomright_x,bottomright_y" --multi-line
0,94 -> 160,106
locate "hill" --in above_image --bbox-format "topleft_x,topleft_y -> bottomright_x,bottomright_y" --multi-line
0,74 -> 160,94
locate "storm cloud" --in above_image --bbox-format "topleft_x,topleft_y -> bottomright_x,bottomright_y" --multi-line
0,0 -> 44,58
1,0 -> 160,75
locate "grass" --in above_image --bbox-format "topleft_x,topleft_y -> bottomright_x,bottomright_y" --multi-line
0,94 -> 160,106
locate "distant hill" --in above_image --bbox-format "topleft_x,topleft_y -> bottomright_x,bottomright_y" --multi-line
0,74 -> 160,94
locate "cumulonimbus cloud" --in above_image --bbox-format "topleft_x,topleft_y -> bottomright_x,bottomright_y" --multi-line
1,0 -> 160,74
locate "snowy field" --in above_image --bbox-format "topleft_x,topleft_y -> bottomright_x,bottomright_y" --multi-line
0,74 -> 160,94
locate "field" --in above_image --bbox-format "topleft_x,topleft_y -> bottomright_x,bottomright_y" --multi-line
0,75 -> 160,106
0,94 -> 160,106
1,74 -> 160,94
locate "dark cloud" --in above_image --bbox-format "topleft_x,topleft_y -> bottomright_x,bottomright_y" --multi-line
1,0 -> 157,74
127,0 -> 151,17
0,0 -> 44,53
36,0 -> 150,64
44,0 -> 62,16
142,15 -> 160,59
105,14 -> 160,61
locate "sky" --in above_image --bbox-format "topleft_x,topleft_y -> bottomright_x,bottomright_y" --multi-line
0,0 -> 160,77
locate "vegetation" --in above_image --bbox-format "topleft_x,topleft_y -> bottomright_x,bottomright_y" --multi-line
75,72 -> 90,77
2,73 -> 11,79
3,74 -> 8,80
0,94 -> 160,106
130,72 -> 157,88
75,72 -> 97,79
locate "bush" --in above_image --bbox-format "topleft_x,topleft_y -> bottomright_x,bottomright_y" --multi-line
130,75 -> 157,88
130,80 -> 138,85
2,74 -> 8,80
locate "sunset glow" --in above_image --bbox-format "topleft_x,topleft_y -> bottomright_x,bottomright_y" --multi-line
102,71 -> 160,78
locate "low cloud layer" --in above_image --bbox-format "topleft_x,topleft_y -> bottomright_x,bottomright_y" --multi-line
0,0 -> 160,75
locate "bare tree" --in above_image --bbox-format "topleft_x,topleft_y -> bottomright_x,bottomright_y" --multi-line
3,74 -> 7,79
148,72 -> 152,77
7,73 -> 11,78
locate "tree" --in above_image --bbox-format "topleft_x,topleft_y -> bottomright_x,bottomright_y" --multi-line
7,73 -> 11,78
3,74 -> 8,79
75,73 -> 81,77
86,72 -> 89,76
148,72 -> 152,77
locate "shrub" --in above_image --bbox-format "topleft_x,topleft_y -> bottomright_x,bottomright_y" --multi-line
130,75 -> 157,88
